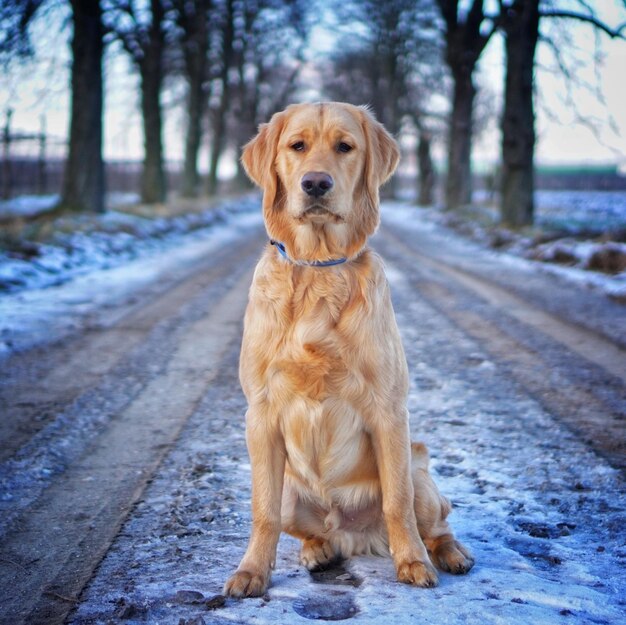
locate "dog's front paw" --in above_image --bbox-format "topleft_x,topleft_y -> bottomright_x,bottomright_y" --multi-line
223,569 -> 269,598
396,559 -> 439,588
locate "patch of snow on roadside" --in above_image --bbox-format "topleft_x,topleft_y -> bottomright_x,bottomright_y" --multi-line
0,199 -> 263,357
0,194 -> 261,293
0,194 -> 60,219
382,201 -> 626,300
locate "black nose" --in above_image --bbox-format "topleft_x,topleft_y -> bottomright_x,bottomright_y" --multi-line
301,172 -> 334,197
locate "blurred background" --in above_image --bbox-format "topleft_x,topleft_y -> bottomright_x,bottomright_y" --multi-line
0,0 -> 624,228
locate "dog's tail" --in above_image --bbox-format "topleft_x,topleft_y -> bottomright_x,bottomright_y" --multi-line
411,441 -> 430,470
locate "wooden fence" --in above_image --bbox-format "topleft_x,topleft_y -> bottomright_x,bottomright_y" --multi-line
0,112 -> 182,202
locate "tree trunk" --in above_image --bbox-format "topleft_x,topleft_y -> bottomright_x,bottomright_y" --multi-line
206,96 -> 227,197
500,0 -> 540,227
61,0 -> 105,213
181,66 -> 206,198
180,2 -> 209,198
436,0 -> 494,211
445,65 -> 475,209
140,66 -> 166,203
417,131 -> 435,206
139,0 -> 166,204
206,0 -> 234,196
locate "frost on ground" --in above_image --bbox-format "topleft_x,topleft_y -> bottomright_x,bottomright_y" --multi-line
67,248 -> 625,625
387,190 -> 626,301
0,195 -> 262,356
0,194 -> 60,220
438,191 -> 626,295
0,194 -> 258,294
1,189 -> 625,623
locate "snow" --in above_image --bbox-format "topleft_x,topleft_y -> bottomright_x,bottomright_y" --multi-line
533,190 -> 626,233
468,190 -> 626,233
0,194 -> 59,219
1,190 -> 625,624
67,251 -> 625,625
0,195 -> 263,356
0,194 -> 261,294
0,192 -> 142,221
382,192 -> 626,301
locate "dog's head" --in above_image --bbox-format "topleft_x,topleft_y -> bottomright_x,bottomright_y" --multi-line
241,102 -> 399,261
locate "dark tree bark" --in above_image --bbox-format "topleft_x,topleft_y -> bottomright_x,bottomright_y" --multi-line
500,0 -> 540,227
497,2 -> 625,227
206,0 -> 234,196
109,0 -> 167,204
177,0 -> 211,198
436,0 -> 494,210
417,131 -> 435,206
446,64 -> 475,208
61,0 -> 105,213
138,0 -> 166,203
206,87 -> 227,197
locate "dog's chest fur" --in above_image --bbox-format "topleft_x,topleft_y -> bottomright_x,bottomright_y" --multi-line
241,248 -> 399,508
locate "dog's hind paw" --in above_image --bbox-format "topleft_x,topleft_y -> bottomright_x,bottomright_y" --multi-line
430,536 -> 475,575
300,537 -> 339,571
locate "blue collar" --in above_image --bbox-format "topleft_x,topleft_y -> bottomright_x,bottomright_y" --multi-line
270,240 -> 348,267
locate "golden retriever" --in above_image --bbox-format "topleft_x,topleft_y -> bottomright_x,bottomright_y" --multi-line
224,102 -> 473,598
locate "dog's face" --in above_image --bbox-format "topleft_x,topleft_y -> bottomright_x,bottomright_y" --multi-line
241,102 -> 400,259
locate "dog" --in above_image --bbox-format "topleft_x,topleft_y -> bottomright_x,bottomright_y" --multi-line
224,102 -> 473,598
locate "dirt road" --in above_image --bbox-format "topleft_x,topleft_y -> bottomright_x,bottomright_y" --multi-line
1,207 -> 624,625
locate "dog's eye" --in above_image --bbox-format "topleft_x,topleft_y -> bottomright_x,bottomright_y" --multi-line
338,142 -> 353,153
291,141 -> 305,152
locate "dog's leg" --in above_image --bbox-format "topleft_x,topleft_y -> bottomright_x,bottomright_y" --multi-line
372,415 -> 439,587
411,443 -> 474,575
223,409 -> 286,598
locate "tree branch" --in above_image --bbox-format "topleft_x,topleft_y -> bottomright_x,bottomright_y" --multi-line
540,10 -> 626,39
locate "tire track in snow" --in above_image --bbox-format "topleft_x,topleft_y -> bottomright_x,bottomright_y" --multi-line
0,240 -> 258,625
377,226 -> 626,473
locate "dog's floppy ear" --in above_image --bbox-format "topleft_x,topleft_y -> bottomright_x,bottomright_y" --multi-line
241,111 -> 286,212
357,106 -> 400,233
359,106 -> 400,191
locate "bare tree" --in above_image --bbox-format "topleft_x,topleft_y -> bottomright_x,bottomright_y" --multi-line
1,0 -> 107,213
436,0 -> 496,210
499,0 -> 626,227
326,0 -> 438,134
416,131 -> 436,205
173,0 -> 212,198
211,0 -> 309,194
323,0 -> 445,203
206,0 -> 233,196
105,0 -> 171,204
62,0 -> 106,212
499,0 -> 539,227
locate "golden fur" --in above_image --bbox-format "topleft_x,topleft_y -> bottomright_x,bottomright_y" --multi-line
224,102 -> 473,598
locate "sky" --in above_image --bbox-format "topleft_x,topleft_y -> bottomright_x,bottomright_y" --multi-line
473,3 -> 626,169
0,2 -> 625,174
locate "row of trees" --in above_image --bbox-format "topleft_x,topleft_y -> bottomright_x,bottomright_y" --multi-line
325,0 -> 625,226
440,0 -> 624,225
1,0 -> 625,226
1,0 -> 307,211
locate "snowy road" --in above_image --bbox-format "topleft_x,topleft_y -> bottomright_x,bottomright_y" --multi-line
0,204 -> 624,625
